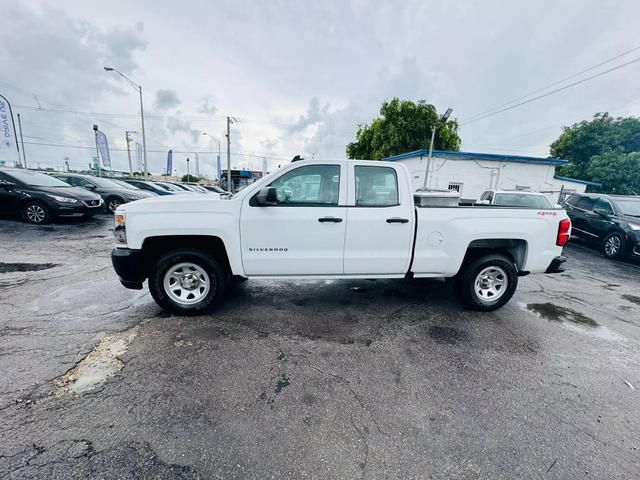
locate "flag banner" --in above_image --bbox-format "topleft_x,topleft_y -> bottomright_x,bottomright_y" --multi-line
216,154 -> 222,179
166,149 -> 173,175
0,94 -> 20,163
135,143 -> 143,171
95,130 -> 111,167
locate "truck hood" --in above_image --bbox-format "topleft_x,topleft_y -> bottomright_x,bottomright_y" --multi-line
117,191 -> 223,213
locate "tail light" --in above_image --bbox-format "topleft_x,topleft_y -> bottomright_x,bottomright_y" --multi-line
557,218 -> 571,246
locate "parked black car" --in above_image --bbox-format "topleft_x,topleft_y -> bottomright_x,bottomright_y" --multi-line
0,168 -> 103,224
51,173 -> 154,213
562,193 -> 640,259
121,179 -> 174,196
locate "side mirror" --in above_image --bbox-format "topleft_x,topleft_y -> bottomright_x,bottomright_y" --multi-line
593,207 -> 609,216
1,181 -> 15,191
85,184 -> 97,190
255,187 -> 278,206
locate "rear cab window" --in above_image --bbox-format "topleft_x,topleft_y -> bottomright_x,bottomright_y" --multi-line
354,166 -> 398,207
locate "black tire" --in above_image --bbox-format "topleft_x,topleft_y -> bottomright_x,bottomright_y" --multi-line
105,197 -> 124,214
602,231 -> 626,259
455,254 -> 518,312
21,201 -> 51,225
149,249 -> 227,316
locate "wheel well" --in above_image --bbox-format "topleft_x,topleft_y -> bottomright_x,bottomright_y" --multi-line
140,235 -> 231,277
461,239 -> 527,272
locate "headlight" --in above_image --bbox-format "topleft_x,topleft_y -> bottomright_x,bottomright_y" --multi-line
48,194 -> 78,204
629,223 -> 640,231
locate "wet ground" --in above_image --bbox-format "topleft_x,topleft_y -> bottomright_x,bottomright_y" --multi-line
0,215 -> 639,479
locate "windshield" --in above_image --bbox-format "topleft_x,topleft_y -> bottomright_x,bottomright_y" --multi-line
82,176 -> 124,188
110,179 -> 140,190
2,170 -> 71,187
614,198 -> 640,216
494,193 -> 552,208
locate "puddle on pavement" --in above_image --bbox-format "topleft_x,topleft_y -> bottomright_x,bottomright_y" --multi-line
526,303 -> 598,326
0,262 -> 59,274
524,303 -> 625,342
55,327 -> 139,394
621,294 -> 640,305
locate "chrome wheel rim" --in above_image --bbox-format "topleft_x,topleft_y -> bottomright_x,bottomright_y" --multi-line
163,262 -> 212,306
605,236 -> 621,257
108,199 -> 121,212
26,204 -> 46,223
474,266 -> 507,303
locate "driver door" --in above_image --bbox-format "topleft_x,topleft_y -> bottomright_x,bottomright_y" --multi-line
240,163 -> 347,275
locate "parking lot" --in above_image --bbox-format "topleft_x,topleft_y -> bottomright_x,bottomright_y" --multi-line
0,215 -> 639,479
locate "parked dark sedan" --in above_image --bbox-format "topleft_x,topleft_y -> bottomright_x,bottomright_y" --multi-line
562,193 -> 640,259
51,173 -> 154,213
0,168 -> 103,224
121,179 -> 174,196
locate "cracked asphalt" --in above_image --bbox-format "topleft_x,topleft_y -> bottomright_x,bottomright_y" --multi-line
1,214 -> 639,479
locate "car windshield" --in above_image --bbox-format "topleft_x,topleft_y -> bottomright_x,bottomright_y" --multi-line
614,198 -> 640,216
79,176 -> 123,188
2,170 -> 71,187
494,193 -> 552,208
156,182 -> 179,191
110,179 -> 140,190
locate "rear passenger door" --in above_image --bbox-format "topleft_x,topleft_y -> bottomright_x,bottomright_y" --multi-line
569,196 -> 598,239
343,164 -> 414,275
587,198 -> 616,239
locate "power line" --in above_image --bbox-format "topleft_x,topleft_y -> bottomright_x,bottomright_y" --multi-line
463,45 -> 640,123
460,56 -> 640,125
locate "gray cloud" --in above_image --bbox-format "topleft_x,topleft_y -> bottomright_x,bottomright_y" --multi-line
287,97 -> 330,133
166,113 -> 200,144
197,96 -> 217,115
154,89 -> 181,110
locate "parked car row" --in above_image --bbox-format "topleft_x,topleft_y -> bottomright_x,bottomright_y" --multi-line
0,168 -> 228,224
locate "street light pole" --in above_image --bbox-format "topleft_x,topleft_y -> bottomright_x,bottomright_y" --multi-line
125,130 -> 136,176
226,117 -> 232,192
423,108 -> 453,189
186,157 -> 190,180
104,66 -> 148,178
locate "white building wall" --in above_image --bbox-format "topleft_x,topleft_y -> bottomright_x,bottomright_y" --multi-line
396,154 -> 587,203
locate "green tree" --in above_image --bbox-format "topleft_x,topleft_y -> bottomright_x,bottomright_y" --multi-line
181,174 -> 200,182
587,152 -> 640,194
346,98 -> 461,160
551,113 -> 640,191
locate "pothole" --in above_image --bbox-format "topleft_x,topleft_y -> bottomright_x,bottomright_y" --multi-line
56,327 -> 139,394
0,262 -> 59,273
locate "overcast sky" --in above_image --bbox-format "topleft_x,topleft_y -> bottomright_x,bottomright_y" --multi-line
1,0 -> 640,177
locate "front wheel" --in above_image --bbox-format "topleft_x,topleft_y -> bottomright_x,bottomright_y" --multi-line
602,232 -> 625,259
106,197 -> 124,213
455,254 -> 518,311
149,249 -> 227,315
22,201 -> 51,225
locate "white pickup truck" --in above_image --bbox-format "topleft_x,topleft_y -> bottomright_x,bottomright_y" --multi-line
111,160 -> 570,315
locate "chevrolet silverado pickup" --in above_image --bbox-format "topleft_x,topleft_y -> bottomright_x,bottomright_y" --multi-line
111,160 -> 570,315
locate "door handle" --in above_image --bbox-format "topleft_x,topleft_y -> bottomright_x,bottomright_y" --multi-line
386,217 -> 409,224
318,216 -> 343,223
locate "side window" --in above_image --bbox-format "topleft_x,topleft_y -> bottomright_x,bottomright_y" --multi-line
576,196 -> 595,211
270,165 -> 340,206
486,192 -> 494,203
593,198 -> 613,215
355,166 -> 399,207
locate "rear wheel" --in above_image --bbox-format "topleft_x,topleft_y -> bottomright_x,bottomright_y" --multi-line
149,249 -> 227,315
22,201 -> 51,225
455,254 -> 518,311
602,232 -> 625,259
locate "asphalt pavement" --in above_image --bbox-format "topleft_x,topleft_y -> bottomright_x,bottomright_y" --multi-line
0,215 -> 639,479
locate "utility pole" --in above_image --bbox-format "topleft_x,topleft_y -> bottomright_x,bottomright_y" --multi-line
226,116 -> 232,192
186,157 -> 190,180
194,152 -> 200,178
93,124 -> 101,177
423,108 -> 453,189
17,113 -> 27,168
125,131 -> 135,176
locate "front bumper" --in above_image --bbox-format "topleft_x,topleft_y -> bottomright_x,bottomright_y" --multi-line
111,248 -> 145,290
53,199 -> 103,217
545,255 -> 567,274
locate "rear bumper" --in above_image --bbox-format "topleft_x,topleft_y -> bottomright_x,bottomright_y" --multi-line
545,255 -> 567,274
111,248 -> 145,290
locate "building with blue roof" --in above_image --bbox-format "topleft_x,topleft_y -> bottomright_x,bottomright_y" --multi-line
383,149 -> 598,203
